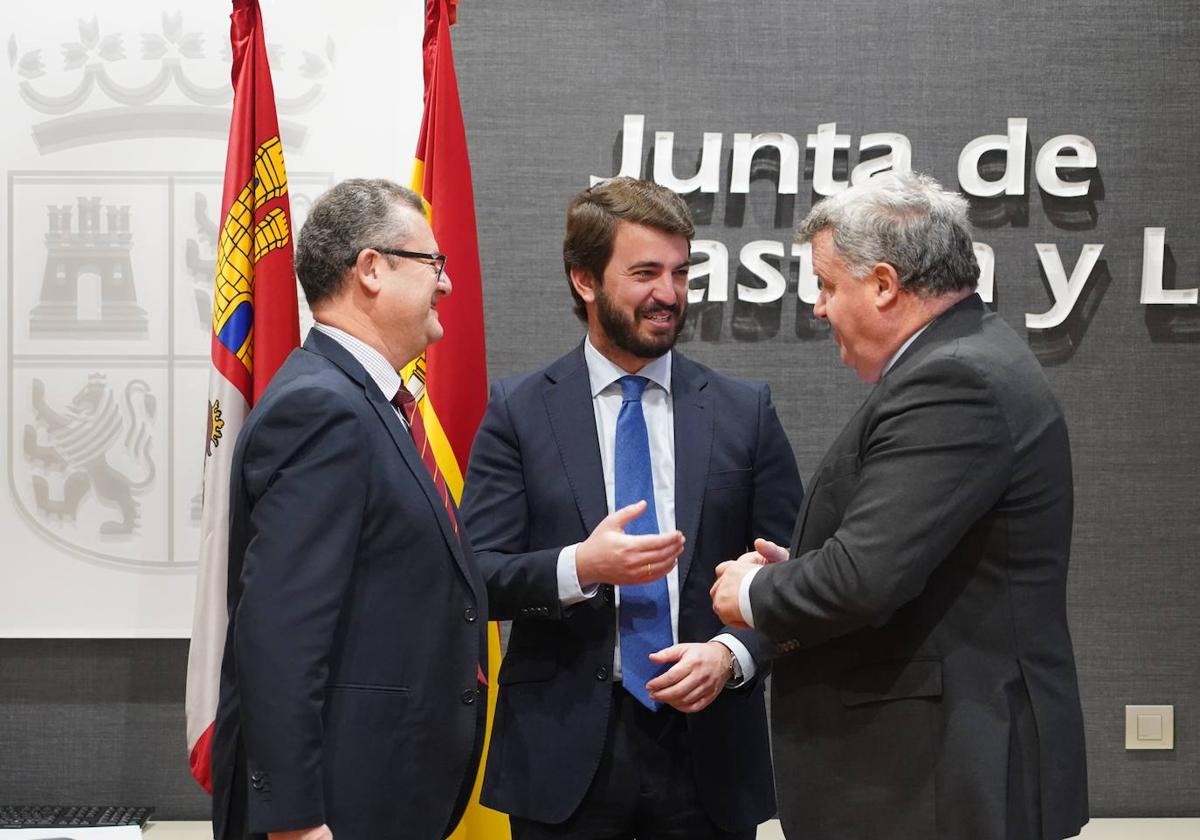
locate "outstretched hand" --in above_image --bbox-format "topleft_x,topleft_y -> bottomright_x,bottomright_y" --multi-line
576,500 -> 684,588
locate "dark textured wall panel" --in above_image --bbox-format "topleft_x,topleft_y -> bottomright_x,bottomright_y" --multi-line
451,0 -> 1200,817
0,640 -> 209,818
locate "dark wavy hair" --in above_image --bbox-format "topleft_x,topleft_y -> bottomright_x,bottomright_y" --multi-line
562,176 -> 695,321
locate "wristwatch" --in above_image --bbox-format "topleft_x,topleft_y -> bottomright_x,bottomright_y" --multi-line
724,646 -> 742,685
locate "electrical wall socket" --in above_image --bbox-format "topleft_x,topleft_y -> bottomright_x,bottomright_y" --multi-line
1125,705 -> 1174,750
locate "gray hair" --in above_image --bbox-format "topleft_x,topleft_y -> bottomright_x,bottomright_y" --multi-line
796,171 -> 978,297
295,178 -> 426,307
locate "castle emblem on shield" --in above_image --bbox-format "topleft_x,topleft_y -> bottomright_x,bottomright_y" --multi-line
30,196 -> 149,339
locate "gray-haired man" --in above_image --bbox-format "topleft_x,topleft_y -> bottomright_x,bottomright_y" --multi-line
712,172 -> 1088,840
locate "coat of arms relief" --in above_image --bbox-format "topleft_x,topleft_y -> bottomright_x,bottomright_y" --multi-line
7,11 -> 329,571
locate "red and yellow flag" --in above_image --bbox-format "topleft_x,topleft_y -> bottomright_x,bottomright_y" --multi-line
185,0 -> 300,792
406,1 -> 507,836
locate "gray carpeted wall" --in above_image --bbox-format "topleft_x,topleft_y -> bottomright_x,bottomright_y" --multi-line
2,0 -> 1196,820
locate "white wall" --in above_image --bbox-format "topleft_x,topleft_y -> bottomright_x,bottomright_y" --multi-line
0,1 -> 424,636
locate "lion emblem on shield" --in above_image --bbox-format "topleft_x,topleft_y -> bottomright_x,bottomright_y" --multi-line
23,374 -> 157,535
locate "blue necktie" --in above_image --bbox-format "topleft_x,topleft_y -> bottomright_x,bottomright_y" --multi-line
615,375 -> 673,710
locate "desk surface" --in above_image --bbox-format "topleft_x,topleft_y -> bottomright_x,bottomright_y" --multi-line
143,824 -> 209,839
145,819 -> 1200,839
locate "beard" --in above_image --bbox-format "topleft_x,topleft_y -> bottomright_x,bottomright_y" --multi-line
594,284 -> 687,359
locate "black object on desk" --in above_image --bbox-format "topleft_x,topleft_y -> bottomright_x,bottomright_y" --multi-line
0,805 -> 153,829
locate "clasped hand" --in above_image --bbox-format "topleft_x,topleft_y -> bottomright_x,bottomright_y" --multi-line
710,538 -> 788,628
646,641 -> 734,713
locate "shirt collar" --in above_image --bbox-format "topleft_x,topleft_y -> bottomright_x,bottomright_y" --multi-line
583,335 -> 673,398
882,321 -> 931,378
312,322 -> 403,401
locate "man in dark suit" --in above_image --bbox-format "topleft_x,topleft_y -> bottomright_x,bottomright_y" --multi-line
461,177 -> 802,840
712,171 -> 1089,840
211,179 -> 487,840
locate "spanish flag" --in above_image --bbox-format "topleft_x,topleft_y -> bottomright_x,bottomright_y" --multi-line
407,1 -> 507,837
185,0 -> 300,792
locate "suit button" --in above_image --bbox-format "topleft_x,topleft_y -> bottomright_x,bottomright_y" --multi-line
461,689 -> 477,705
464,607 -> 477,622
595,666 -> 609,681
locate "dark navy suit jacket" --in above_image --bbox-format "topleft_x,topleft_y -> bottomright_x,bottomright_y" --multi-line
211,329 -> 488,840
461,344 -> 802,832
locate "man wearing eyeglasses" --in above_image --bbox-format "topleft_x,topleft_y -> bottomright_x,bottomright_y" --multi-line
461,177 -> 802,840
211,179 -> 487,840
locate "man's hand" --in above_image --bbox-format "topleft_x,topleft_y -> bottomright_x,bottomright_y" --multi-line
269,826 -> 332,840
645,641 -> 733,713
710,557 -> 761,629
576,500 -> 685,588
743,537 -> 789,565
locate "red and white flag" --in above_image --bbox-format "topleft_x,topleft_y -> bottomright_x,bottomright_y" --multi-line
184,0 -> 299,793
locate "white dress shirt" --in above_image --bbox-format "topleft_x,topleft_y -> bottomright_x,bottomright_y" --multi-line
736,320 -> 933,627
557,337 -> 754,683
311,323 -> 407,424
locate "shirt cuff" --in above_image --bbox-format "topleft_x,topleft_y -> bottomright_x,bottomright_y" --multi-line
738,565 -> 761,629
557,544 -> 598,606
711,633 -> 755,686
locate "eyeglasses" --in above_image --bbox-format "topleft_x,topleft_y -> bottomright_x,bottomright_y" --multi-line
357,248 -> 448,283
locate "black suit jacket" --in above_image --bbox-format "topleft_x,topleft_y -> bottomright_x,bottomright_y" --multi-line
211,329 -> 488,840
751,295 -> 1088,840
460,345 -> 802,832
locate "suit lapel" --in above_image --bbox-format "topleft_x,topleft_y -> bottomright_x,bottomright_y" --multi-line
304,330 -> 481,603
543,347 -> 610,535
365,388 -> 482,600
790,390 -> 873,553
671,355 -> 711,589
789,467 -> 822,553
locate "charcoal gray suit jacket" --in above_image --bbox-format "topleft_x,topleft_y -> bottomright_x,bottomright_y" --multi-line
750,294 -> 1088,840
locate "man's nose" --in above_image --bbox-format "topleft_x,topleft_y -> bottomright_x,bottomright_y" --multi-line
651,271 -> 678,303
813,289 -> 828,319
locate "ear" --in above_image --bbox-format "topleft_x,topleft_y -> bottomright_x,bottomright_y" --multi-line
569,266 -> 598,305
871,262 -> 902,310
354,249 -> 384,297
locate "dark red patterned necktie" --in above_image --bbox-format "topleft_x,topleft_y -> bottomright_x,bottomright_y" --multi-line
392,385 -> 460,538
392,385 -> 486,687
